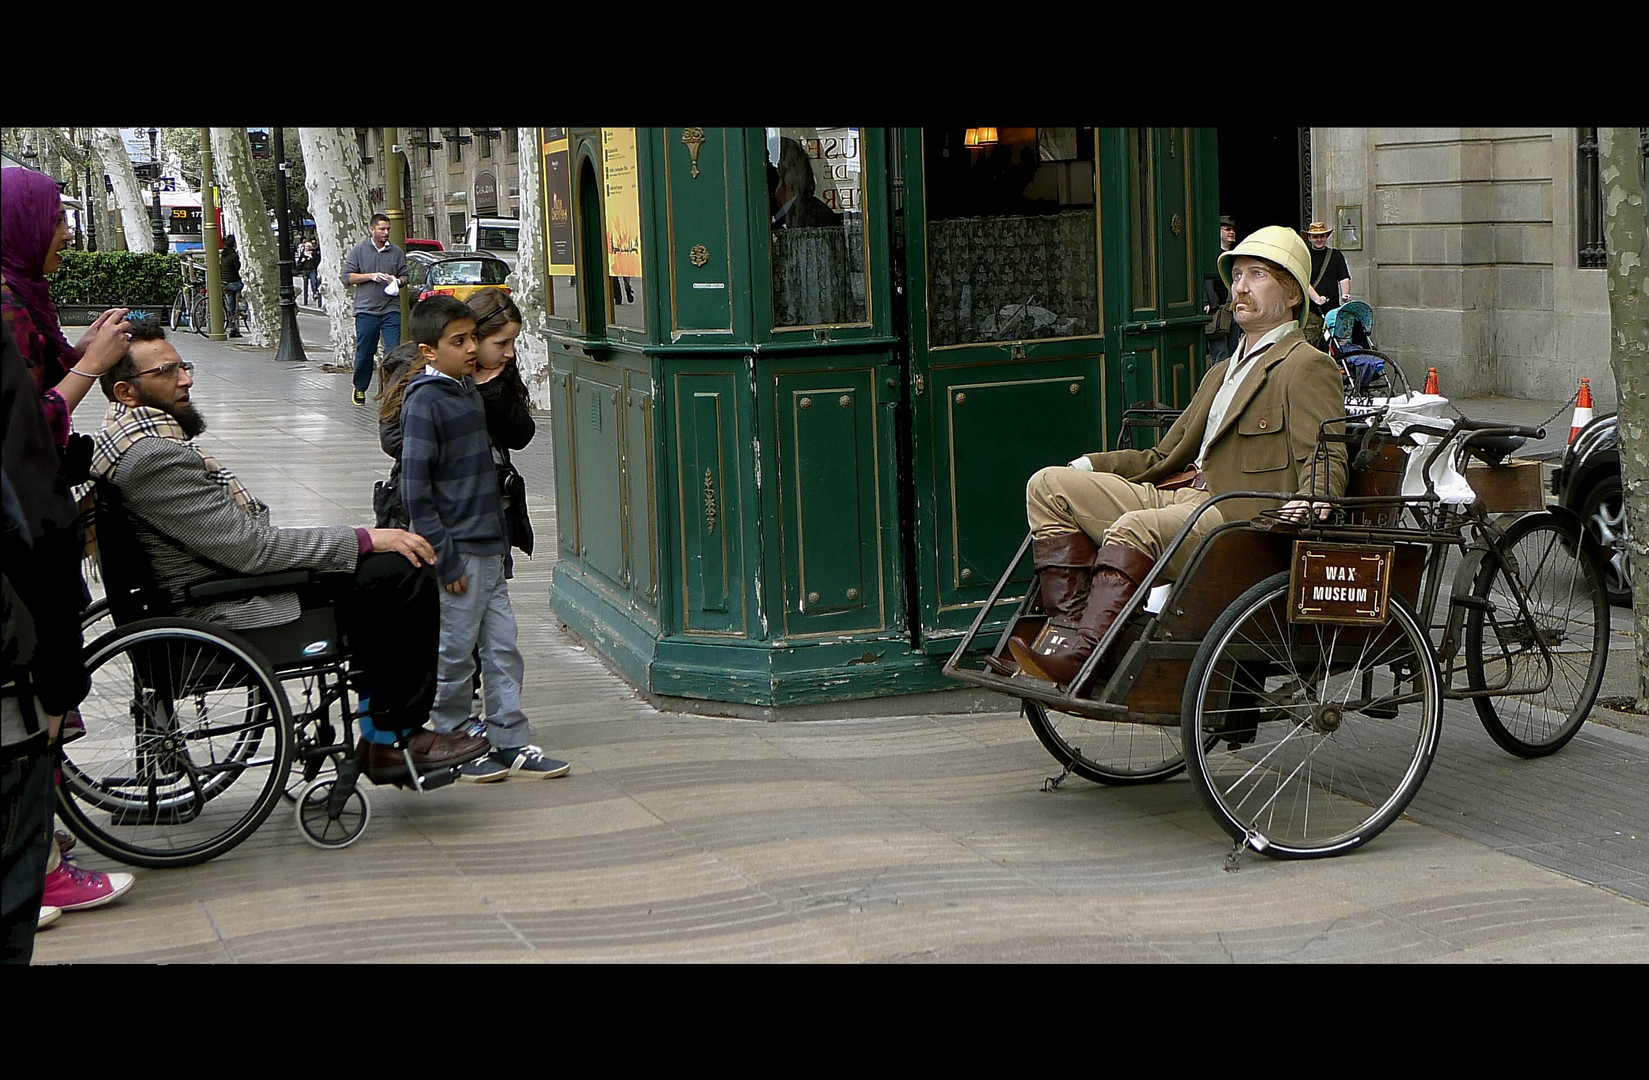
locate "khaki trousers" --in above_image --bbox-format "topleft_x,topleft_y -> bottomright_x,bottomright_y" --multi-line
1025,467 -> 1224,578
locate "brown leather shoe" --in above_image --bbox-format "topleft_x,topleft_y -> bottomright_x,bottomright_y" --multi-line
1009,545 -> 1155,687
354,729 -> 489,782
406,729 -> 490,768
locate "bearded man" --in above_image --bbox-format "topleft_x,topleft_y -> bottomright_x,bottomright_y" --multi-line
90,320 -> 484,773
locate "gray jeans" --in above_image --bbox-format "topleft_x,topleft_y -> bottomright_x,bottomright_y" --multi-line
430,552 -> 527,750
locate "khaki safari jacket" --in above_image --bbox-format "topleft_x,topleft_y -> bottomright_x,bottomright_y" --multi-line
1080,328 -> 1348,524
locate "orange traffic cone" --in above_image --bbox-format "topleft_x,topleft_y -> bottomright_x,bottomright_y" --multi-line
1568,378 -> 1594,444
1423,367 -> 1440,395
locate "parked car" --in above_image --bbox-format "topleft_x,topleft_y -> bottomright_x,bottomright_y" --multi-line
463,217 -> 519,271
404,237 -> 444,255
1552,412 -> 1631,606
405,251 -> 512,304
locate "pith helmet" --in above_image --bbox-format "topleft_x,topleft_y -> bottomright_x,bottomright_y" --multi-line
1218,225 -> 1313,324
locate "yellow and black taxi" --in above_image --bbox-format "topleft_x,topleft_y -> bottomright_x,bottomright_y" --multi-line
406,250 -> 511,303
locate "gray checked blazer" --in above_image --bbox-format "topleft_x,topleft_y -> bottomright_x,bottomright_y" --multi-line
103,438 -> 359,629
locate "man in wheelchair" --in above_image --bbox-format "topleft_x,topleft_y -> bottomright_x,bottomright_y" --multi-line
88,321 -> 488,779
1010,226 -> 1349,686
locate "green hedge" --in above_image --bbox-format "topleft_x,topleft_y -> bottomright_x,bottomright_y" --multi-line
47,251 -> 182,307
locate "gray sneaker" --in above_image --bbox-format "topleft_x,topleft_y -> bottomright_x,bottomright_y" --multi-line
456,755 -> 510,783
491,744 -> 571,779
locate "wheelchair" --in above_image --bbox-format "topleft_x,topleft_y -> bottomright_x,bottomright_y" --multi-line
57,483 -> 476,869
945,404 -> 1610,862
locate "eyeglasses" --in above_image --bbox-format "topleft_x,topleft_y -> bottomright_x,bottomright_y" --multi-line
131,360 -> 195,380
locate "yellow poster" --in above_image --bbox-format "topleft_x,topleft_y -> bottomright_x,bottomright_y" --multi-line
601,127 -> 643,278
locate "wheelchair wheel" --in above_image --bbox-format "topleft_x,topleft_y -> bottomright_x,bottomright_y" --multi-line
295,776 -> 371,849
57,619 -> 293,869
1024,701 -> 1188,784
1466,513 -> 1608,757
81,596 -> 113,639
1182,571 -> 1441,859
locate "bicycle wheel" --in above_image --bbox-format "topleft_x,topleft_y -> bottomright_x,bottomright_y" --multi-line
1182,571 -> 1441,859
170,289 -> 188,330
1466,513 -> 1608,757
1024,701 -> 1188,784
190,292 -> 210,336
57,619 -> 292,869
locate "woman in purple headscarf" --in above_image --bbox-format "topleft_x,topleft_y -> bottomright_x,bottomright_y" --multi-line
1,167 -> 132,447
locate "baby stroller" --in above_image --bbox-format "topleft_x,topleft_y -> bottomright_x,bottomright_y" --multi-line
1323,301 -> 1416,402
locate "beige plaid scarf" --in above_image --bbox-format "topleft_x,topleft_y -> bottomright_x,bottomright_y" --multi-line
91,402 -> 268,517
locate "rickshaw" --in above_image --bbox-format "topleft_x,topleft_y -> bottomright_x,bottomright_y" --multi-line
944,402 -> 1610,861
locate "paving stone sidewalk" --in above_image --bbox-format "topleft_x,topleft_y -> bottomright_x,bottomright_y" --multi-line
30,321 -> 1649,964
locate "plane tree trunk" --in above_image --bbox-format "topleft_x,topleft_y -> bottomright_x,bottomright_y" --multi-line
210,127 -> 279,346
92,127 -> 155,254
298,127 -> 373,371
1599,127 -> 1649,709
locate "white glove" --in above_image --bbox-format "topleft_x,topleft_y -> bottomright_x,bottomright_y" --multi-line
384,277 -> 400,296
1067,455 -> 1093,471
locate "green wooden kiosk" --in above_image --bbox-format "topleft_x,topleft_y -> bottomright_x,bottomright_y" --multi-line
537,127 -> 1220,706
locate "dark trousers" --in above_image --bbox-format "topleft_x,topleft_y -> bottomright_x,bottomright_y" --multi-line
334,554 -> 439,736
2,729 -> 53,965
352,312 -> 401,394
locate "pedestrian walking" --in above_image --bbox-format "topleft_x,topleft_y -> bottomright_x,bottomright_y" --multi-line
343,215 -> 408,407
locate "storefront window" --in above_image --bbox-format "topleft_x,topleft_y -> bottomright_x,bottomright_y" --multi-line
768,127 -> 868,329
923,127 -> 1098,348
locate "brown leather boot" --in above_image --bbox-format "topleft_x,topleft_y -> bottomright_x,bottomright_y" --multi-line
988,533 -> 1099,675
1009,545 -> 1155,687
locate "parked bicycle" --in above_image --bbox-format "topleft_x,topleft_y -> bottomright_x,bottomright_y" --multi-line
168,252 -> 250,337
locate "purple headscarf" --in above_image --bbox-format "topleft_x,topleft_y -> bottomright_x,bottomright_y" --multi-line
1,166 -> 77,364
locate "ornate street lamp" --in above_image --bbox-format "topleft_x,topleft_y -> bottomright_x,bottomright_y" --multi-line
272,127 -> 307,363
82,136 -> 97,252
148,127 -> 167,252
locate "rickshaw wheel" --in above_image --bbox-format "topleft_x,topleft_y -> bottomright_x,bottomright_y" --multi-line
1182,571 -> 1441,859
1465,512 -> 1608,757
1024,700 -> 1188,785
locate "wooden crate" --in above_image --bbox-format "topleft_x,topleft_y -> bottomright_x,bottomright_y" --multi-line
1465,460 -> 1546,513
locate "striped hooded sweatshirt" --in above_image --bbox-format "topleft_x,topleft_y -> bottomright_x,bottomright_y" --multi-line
400,371 -> 507,584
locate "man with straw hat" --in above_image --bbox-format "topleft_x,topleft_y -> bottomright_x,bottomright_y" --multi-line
1008,226 -> 1347,686
1305,220 -> 1351,320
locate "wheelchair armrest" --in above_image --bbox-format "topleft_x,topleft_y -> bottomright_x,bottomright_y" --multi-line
184,570 -> 316,602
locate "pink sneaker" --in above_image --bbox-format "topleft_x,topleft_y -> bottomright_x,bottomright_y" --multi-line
42,860 -> 134,912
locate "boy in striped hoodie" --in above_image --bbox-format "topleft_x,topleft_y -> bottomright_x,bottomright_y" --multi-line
400,296 -> 569,781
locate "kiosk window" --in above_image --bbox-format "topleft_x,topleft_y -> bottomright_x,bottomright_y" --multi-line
768,127 -> 868,329
923,127 -> 1098,348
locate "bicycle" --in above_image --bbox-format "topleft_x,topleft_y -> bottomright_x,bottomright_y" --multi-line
217,284 -> 249,338
170,256 -> 209,333
945,408 -> 1610,860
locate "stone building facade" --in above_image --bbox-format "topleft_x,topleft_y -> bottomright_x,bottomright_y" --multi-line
355,127 -> 525,249
1313,128 -> 1618,409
